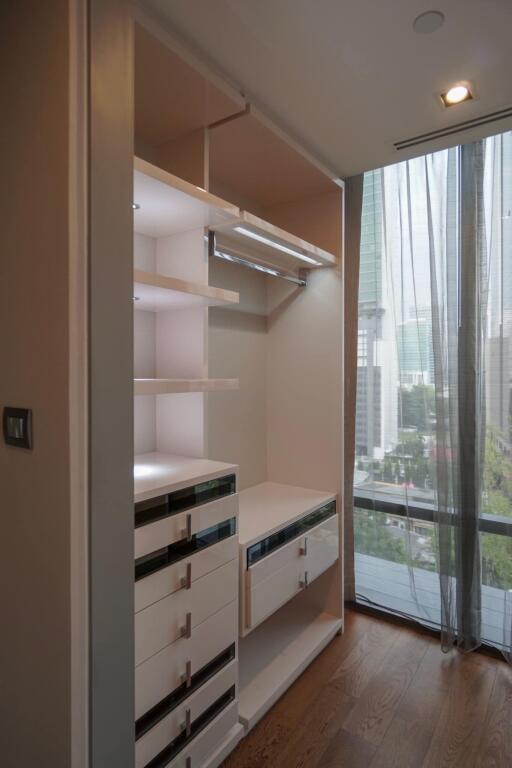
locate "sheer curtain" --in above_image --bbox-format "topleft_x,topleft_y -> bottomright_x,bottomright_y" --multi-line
355,131 -> 512,659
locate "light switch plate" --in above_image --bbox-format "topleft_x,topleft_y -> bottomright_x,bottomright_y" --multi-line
3,407 -> 32,449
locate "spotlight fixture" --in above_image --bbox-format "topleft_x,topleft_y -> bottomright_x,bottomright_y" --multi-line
233,226 -> 322,266
440,84 -> 473,107
133,203 -> 141,210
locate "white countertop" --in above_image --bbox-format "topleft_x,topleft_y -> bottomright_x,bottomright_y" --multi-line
238,481 -> 336,548
134,452 -> 238,503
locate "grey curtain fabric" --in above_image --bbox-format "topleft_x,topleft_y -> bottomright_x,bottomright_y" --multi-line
427,143 -> 486,651
344,174 -> 364,603
355,131 -> 512,659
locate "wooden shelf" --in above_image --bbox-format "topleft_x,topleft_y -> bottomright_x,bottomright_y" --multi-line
134,156 -> 240,238
213,211 -> 336,271
238,597 -> 342,731
134,378 -> 239,396
238,482 -> 336,550
134,269 -> 239,312
134,452 -> 238,503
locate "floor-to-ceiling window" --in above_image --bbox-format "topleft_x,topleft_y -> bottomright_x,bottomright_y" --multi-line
354,132 -> 512,652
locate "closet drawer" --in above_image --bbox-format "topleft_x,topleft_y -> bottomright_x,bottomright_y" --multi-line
248,535 -> 303,588
135,535 -> 238,613
136,558 -> 237,666
167,701 -> 239,768
305,513 -> 339,582
135,661 -> 237,768
247,559 -> 302,630
135,493 -> 238,560
136,601 -> 237,719
248,512 -> 338,588
244,513 -> 339,632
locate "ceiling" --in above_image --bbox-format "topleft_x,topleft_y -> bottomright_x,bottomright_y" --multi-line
140,0 -> 512,178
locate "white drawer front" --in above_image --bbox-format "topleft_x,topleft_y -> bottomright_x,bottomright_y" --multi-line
135,493 -> 238,559
247,513 -> 338,588
305,513 -> 339,582
135,601 -> 237,719
248,535 -> 303,588
135,535 -> 238,613
135,661 -> 237,768
168,701 -> 239,768
247,559 -> 302,631
244,514 -> 338,632
136,558 -> 238,666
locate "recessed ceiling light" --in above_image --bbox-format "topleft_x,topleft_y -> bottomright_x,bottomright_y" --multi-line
132,203 -> 140,210
441,84 -> 473,107
413,10 -> 445,34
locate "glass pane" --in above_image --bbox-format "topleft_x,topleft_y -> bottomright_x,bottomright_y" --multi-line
355,507 -> 510,648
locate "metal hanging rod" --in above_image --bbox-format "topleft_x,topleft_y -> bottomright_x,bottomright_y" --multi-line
207,232 -> 307,287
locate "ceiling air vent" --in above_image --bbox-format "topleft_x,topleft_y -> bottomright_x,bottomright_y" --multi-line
394,106 -> 512,151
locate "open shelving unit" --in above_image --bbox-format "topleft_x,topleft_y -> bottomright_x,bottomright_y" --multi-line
134,156 -> 239,238
132,15 -> 344,765
133,269 -> 239,312
133,155 -> 242,460
238,596 -> 342,731
134,377 -> 239,396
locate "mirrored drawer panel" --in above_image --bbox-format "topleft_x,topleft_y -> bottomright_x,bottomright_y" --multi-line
135,494 -> 238,560
135,531 -> 237,613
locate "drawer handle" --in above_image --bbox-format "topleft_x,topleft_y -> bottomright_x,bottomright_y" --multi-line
181,513 -> 192,543
180,562 -> 192,590
181,707 -> 192,738
299,537 -> 308,556
182,659 -> 192,688
180,612 -> 192,639
300,571 -> 309,589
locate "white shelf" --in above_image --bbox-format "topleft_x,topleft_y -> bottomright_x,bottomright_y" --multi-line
134,378 -> 239,396
134,452 -> 238,503
134,156 -> 240,238
238,482 -> 336,549
133,269 -> 239,312
238,597 -> 342,731
213,210 -> 336,271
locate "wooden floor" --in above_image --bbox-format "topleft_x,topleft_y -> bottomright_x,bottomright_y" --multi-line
222,608 -> 512,768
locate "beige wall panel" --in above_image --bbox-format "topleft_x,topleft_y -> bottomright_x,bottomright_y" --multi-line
0,3 -> 73,765
264,187 -> 343,262
266,268 -> 343,495
155,128 -> 209,189
208,260 -> 267,489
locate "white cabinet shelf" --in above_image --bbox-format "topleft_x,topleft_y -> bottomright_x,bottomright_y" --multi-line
134,269 -> 239,312
238,482 -> 336,549
238,597 -> 342,731
213,211 -> 336,271
134,452 -> 238,503
134,378 -> 239,396
134,157 -> 240,238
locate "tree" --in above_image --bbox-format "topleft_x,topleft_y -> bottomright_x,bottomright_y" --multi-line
354,508 -> 406,564
399,384 -> 435,431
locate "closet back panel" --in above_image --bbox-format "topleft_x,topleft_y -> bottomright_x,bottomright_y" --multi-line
266,267 -> 343,494
208,259 -> 267,490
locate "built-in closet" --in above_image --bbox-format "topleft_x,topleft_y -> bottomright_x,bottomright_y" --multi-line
132,11 -> 344,768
